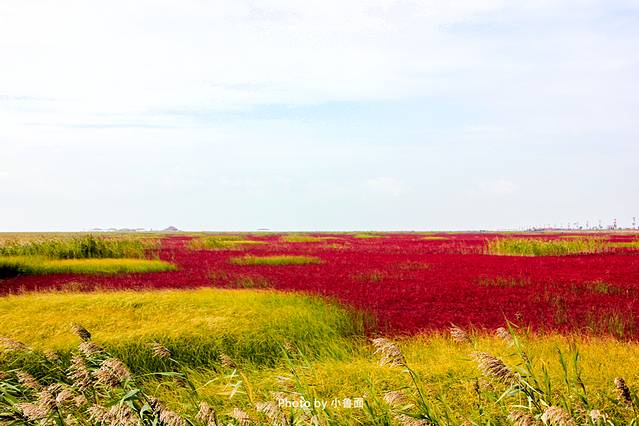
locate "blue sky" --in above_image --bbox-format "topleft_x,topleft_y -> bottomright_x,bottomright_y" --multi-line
1,0 -> 638,231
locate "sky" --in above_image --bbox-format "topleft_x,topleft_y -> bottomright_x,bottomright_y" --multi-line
1,0 -> 638,231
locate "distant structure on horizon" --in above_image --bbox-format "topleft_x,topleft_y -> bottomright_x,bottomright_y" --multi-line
527,217 -> 638,232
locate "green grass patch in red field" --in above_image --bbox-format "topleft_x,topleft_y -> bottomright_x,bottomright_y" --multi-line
0,234 -> 158,259
0,256 -> 175,275
607,241 -> 639,249
486,237 -> 607,256
229,255 -> 322,265
352,233 -> 382,239
188,235 -> 266,250
281,234 -> 338,243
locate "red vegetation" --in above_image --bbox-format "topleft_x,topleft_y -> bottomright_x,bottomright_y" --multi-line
3,233 -> 639,336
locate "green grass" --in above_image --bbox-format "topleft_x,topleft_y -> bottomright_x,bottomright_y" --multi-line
486,237 -> 607,256
353,233 -> 382,239
229,255 -> 323,265
0,289 -> 365,369
281,235 -> 337,243
608,241 -> 639,249
4,289 -> 639,424
163,333 -> 639,424
0,234 -> 158,259
188,235 -> 266,250
0,256 -> 175,275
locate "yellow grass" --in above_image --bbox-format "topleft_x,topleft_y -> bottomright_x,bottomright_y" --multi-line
281,235 -> 338,243
2,288 -> 639,423
0,256 -> 175,275
229,255 -> 322,265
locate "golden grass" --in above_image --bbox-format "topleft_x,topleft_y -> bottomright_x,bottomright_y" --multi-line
281,235 -> 338,243
352,233 -> 382,239
188,235 -> 266,250
486,237 -> 607,256
3,288 -> 639,423
147,332 -> 639,423
229,255 -> 322,265
0,256 -> 175,275
0,289 -> 364,366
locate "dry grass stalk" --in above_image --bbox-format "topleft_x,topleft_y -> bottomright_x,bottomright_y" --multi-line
229,407 -> 253,425
79,341 -> 103,357
160,409 -> 185,426
68,354 -> 92,390
220,353 -> 237,369
508,410 -> 538,426
87,403 -> 140,425
615,377 -> 632,404
0,337 -> 28,352
372,338 -> 407,368
44,349 -> 60,362
449,324 -> 470,343
197,401 -> 219,426
73,394 -> 88,408
16,402 -> 49,421
16,371 -> 41,390
472,352 -> 519,385
70,322 -> 92,341
495,327 -> 514,344
383,391 -> 411,407
256,401 -> 288,426
589,410 -> 606,423
541,406 -> 574,425
93,358 -> 132,388
150,342 -> 172,359
394,414 -> 433,425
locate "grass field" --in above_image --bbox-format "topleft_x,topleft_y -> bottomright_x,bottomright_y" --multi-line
486,237 -> 608,256
3,288 -> 639,424
0,234 -> 159,259
230,255 -> 323,266
3,232 -> 639,424
188,235 -> 266,250
0,256 -> 175,275
281,235 -> 338,243
0,234 -> 172,276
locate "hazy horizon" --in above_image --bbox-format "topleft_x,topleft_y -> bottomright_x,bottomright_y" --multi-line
2,1 -> 638,231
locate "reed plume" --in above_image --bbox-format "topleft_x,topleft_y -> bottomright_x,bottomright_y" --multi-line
472,352 -> 519,385
383,391 -> 411,407
149,342 -> 172,359
449,324 -> 470,343
229,407 -> 253,425
70,322 -> 92,341
197,401 -> 219,426
256,401 -> 288,426
507,410 -> 537,426
541,406 -> 574,426
0,337 -> 28,352
220,353 -> 237,368
16,371 -> 41,390
93,358 -> 132,388
614,377 -> 632,404
372,338 -> 407,368
495,327 -> 513,344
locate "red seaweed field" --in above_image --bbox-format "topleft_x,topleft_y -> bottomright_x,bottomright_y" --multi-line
3,232 -> 639,336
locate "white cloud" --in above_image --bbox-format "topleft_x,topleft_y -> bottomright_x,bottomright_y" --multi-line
1,1 -> 638,230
